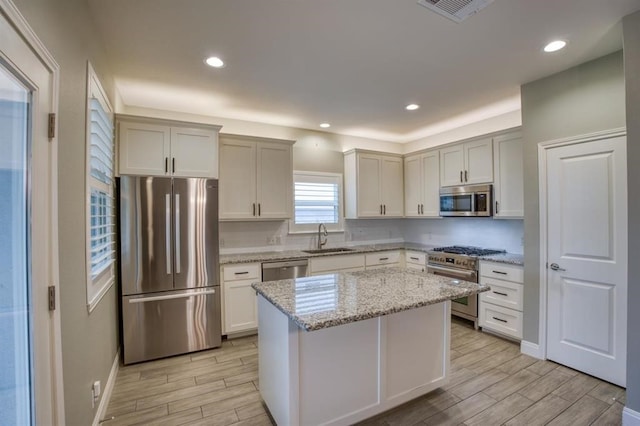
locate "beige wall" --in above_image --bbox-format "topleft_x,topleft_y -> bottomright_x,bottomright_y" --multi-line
623,10 -> 640,414
11,0 -> 119,424
520,51 -> 626,343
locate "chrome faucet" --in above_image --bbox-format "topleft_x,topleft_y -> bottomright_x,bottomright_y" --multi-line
317,223 -> 328,249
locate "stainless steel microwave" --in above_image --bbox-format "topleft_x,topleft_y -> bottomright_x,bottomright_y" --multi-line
439,184 -> 492,217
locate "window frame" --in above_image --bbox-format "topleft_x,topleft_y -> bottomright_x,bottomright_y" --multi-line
85,62 -> 115,313
289,171 -> 344,234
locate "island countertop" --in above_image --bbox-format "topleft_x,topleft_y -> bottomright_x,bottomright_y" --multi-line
252,267 -> 489,331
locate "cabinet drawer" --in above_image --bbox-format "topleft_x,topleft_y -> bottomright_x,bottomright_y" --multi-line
405,262 -> 425,272
405,251 -> 426,266
479,303 -> 522,339
480,262 -> 523,283
366,251 -> 401,267
480,278 -> 523,311
223,263 -> 261,281
310,254 -> 365,274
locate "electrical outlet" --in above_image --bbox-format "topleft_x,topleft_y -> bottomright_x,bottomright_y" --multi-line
275,236 -> 282,245
267,236 -> 277,245
521,236 -> 525,246
91,380 -> 101,408
220,238 -> 225,247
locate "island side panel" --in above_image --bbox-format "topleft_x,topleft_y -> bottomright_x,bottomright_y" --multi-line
386,301 -> 450,401
257,295 -> 299,426
298,317 -> 382,426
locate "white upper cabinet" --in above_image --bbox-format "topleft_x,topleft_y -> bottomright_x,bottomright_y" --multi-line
440,138 -> 493,187
345,150 -> 404,218
404,150 -> 440,217
117,115 -> 220,178
493,132 -> 524,218
219,135 -> 294,220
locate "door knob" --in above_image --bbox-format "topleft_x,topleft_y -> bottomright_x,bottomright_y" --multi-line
549,263 -> 566,271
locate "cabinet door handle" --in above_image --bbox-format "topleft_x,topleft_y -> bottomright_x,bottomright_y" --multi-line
379,257 -> 389,261
172,157 -> 176,173
234,271 -> 249,275
380,204 -> 383,215
460,171 -> 463,183
418,204 -> 420,215
465,170 -> 468,182
492,270 -> 507,275
252,203 -> 256,216
383,204 -> 386,215
410,257 -> 420,261
492,316 -> 508,323
258,203 -> 261,216
493,291 -> 508,296
165,157 -> 168,174
421,204 -> 424,215
495,201 -> 499,214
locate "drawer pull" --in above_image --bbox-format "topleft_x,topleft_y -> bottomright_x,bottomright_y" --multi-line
492,270 -> 507,275
493,291 -> 508,296
410,257 -> 420,261
234,271 -> 249,275
379,257 -> 389,261
492,316 -> 508,323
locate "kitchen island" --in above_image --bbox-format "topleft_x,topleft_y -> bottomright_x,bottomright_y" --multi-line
252,268 -> 489,426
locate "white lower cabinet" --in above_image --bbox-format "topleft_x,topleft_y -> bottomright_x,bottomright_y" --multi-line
365,251 -> 401,269
479,261 -> 523,340
405,251 -> 426,272
222,263 -> 261,335
310,254 -> 365,275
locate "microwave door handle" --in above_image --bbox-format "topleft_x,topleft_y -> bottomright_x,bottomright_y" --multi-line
471,193 -> 476,213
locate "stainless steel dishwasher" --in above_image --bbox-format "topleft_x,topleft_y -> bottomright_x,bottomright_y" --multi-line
262,259 -> 309,281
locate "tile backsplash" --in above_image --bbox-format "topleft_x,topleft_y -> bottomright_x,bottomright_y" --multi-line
219,218 -> 523,254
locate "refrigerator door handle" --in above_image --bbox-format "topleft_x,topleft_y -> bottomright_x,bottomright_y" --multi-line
165,194 -> 172,275
175,193 -> 181,274
128,289 -> 216,304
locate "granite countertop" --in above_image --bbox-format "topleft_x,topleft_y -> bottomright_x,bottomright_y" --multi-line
479,253 -> 524,266
220,242 -> 524,266
219,242 -> 436,265
251,267 -> 490,331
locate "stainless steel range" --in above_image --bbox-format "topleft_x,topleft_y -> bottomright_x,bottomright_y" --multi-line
427,246 -> 505,329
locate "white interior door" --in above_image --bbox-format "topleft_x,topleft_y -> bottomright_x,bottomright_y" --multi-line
0,4 -> 62,424
545,135 -> 627,386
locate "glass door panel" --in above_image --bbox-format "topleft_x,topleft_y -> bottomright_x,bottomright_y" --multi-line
0,63 -> 33,424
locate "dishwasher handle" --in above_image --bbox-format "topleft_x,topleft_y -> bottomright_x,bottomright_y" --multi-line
262,259 -> 309,269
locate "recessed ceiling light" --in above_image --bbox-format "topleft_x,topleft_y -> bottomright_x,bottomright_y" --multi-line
543,40 -> 567,53
319,123 -> 331,128
205,56 -> 225,68
406,104 -> 420,111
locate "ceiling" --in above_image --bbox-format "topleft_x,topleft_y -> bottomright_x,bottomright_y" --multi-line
87,0 -> 640,143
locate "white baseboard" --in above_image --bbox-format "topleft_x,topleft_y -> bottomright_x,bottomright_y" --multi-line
92,349 -> 120,426
520,340 -> 544,359
624,407 -> 640,426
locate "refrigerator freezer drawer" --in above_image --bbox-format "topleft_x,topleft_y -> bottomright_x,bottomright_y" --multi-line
122,288 -> 221,364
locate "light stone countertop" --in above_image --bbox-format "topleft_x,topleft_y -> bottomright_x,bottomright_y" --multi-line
219,242 -> 436,265
251,267 -> 490,331
479,253 -> 524,266
220,242 -> 524,266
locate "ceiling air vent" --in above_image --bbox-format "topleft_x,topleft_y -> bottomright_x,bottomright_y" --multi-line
417,0 -> 495,23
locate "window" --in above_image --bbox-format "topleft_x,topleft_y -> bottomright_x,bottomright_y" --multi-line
289,171 -> 343,233
85,63 -> 115,312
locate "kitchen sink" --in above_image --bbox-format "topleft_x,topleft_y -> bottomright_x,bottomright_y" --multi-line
302,247 -> 356,254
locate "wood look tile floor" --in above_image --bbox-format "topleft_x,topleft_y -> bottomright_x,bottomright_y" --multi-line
103,319 -> 625,426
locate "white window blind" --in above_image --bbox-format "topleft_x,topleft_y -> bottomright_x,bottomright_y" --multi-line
86,63 -> 115,312
290,172 -> 343,233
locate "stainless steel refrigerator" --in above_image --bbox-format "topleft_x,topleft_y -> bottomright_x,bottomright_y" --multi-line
119,176 -> 221,364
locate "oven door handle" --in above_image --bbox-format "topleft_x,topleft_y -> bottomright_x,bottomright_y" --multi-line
428,264 -> 477,280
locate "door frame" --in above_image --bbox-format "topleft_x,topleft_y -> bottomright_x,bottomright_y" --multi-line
0,0 -> 64,424
537,127 -> 626,360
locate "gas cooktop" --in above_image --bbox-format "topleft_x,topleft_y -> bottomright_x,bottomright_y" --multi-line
431,246 -> 506,257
